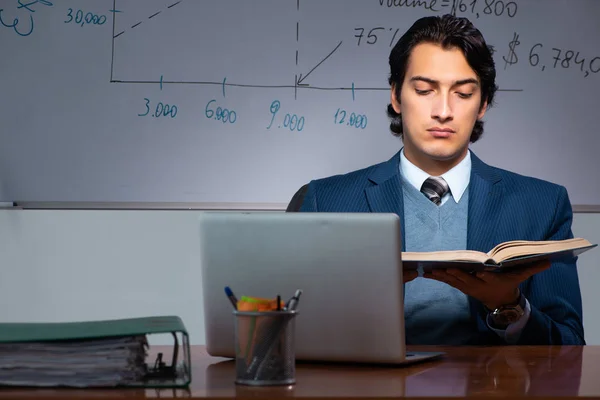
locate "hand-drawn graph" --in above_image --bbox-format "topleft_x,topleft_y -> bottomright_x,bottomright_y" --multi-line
108,0 -> 531,98
110,0 -> 350,99
2,0 -> 599,207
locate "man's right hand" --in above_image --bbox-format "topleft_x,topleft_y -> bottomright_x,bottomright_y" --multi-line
403,270 -> 418,283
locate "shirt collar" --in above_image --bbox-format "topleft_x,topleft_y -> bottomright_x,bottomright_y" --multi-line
399,148 -> 471,203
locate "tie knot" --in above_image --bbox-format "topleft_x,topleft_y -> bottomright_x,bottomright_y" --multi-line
420,176 -> 450,205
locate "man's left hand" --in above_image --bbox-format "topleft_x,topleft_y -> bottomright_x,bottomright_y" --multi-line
423,261 -> 551,310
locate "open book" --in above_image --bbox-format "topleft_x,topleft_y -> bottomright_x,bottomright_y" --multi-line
402,237 -> 596,272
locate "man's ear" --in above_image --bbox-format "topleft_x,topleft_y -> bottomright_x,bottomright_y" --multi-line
477,100 -> 488,120
391,85 -> 401,114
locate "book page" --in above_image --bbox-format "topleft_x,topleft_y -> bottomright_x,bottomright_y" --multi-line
486,240 -> 539,256
402,250 -> 490,263
490,238 -> 592,263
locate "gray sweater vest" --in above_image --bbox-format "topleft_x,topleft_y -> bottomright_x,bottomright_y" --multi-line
402,176 -> 474,344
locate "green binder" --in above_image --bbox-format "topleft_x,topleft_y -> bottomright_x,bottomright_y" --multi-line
0,315 -> 191,388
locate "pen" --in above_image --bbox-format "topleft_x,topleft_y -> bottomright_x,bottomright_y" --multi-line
224,286 -> 238,310
253,290 -> 303,379
285,289 -> 303,311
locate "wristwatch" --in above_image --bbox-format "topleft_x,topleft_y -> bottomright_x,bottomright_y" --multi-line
489,290 -> 526,328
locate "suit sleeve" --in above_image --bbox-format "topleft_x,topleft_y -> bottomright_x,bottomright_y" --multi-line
286,182 -> 318,212
286,184 -> 309,212
516,186 -> 585,345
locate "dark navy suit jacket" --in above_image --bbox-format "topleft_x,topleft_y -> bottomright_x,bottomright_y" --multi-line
288,150 -> 585,345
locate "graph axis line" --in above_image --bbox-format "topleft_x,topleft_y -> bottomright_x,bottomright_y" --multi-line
109,79 -> 523,93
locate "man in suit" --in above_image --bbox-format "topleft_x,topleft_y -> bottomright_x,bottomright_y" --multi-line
287,14 -> 584,345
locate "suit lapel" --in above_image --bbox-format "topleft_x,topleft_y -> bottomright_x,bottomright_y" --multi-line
466,152 -> 504,337
466,154 -> 503,252
365,151 -> 406,250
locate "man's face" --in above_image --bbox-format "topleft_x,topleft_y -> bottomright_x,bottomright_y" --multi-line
391,42 -> 487,175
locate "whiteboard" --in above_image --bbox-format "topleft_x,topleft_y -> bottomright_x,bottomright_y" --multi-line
1,0 -> 599,209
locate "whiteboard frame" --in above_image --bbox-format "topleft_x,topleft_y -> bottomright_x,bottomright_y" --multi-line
5,202 -> 599,213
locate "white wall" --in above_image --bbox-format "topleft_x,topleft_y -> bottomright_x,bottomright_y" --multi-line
0,209 -> 598,344
0,209 -> 206,345
572,214 -> 600,343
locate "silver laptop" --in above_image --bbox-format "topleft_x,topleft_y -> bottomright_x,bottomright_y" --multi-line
198,211 -> 444,365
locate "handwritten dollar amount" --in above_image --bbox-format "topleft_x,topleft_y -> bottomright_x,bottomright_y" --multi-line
503,34 -> 599,78
334,109 -> 368,129
450,0 -> 517,18
379,0 -> 517,18
64,8 -> 106,27
266,101 -> 305,132
138,98 -> 178,119
205,100 -> 237,124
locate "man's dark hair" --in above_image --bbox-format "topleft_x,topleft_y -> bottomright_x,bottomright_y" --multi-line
387,14 -> 498,143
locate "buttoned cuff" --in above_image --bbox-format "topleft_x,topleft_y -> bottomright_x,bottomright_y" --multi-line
486,298 -> 532,344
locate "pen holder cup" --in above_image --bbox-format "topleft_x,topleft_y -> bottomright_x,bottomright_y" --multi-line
233,310 -> 299,386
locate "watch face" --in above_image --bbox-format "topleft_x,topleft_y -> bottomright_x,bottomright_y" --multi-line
493,308 -> 523,325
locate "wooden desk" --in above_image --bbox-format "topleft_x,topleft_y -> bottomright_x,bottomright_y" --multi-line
0,345 -> 598,399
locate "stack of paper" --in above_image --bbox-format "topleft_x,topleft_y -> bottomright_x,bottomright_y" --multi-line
0,335 -> 148,387
0,316 -> 191,388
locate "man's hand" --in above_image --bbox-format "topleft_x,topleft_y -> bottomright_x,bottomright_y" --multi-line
423,261 -> 551,310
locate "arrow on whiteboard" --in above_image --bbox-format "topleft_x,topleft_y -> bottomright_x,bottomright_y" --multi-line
296,41 -> 343,87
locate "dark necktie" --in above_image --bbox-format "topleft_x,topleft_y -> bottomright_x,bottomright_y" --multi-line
420,177 -> 450,205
